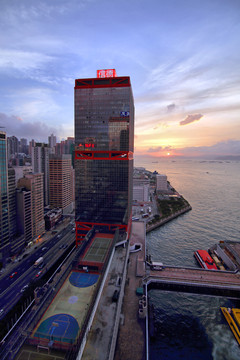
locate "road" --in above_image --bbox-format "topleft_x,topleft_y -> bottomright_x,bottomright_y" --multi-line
0,224 -> 75,319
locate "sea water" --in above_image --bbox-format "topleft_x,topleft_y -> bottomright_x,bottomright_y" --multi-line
134,158 -> 240,360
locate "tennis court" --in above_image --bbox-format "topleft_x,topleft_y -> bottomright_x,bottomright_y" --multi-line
82,237 -> 112,263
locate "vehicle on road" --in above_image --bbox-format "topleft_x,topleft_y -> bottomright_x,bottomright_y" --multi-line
150,261 -> 164,270
38,262 -> 44,269
9,271 -> 17,279
112,290 -> 119,302
36,271 -> 42,278
20,285 -> 29,293
34,257 -> 44,268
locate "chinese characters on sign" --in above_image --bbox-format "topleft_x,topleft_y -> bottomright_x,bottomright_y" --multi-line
97,69 -> 117,78
78,143 -> 95,148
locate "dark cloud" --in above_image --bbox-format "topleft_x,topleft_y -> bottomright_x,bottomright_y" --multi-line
167,103 -> 176,112
0,112 -> 58,141
180,113 -> 203,126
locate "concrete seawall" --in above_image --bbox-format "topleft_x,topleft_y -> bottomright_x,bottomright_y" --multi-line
146,206 -> 192,233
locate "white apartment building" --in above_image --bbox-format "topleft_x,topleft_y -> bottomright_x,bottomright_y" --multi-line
156,174 -> 168,192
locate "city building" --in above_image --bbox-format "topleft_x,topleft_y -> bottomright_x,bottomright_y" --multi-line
156,174 -> 168,192
16,187 -> 32,245
0,131 -> 10,266
17,173 -> 45,240
7,135 -> 19,159
74,71 -> 134,245
49,154 -> 74,214
48,133 -> 57,149
31,142 -> 50,206
55,137 -> 75,166
44,208 -> 62,231
13,165 -> 33,185
19,138 -> 28,154
8,168 -> 17,248
133,177 -> 150,202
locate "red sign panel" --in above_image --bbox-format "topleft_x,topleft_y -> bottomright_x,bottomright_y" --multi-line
97,69 -> 117,78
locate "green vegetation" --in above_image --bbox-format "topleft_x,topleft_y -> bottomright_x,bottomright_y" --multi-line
157,196 -> 189,218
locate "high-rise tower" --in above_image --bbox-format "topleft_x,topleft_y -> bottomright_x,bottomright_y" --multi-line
74,71 -> 134,246
17,173 -> 45,239
31,142 -> 50,206
49,154 -> 74,214
0,131 -> 10,266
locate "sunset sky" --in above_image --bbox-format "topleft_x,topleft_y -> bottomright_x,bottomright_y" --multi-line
0,0 -> 240,158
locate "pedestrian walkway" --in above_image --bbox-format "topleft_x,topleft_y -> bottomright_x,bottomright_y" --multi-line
114,221 -> 146,360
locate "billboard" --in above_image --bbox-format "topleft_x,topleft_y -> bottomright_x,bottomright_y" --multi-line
97,69 -> 117,78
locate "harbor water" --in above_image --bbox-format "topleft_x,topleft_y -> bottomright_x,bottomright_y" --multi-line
134,157 -> 240,360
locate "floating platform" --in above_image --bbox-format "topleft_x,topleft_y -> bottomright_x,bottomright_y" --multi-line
220,307 -> 240,345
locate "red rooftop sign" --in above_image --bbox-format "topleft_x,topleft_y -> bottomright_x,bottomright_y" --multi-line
97,69 -> 117,78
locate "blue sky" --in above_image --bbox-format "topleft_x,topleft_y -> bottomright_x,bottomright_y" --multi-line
0,0 -> 240,157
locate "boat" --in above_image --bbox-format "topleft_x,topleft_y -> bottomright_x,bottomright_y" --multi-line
194,250 -> 217,270
221,307 -> 240,345
232,308 -> 240,328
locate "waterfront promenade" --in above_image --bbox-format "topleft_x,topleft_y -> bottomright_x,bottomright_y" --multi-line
114,221 -> 146,360
146,205 -> 192,233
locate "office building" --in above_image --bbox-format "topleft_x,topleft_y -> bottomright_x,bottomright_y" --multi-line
48,133 -> 56,154
0,131 -> 10,266
13,165 -> 33,185
17,173 -> 45,239
49,154 -> 74,214
19,138 -> 28,154
48,133 -> 57,148
16,187 -> 32,244
31,142 -> 50,206
8,168 -> 17,238
74,71 -> 134,245
133,177 -> 150,202
156,174 -> 168,192
7,135 -> 19,159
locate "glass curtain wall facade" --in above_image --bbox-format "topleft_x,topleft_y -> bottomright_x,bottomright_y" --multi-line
74,76 -> 134,245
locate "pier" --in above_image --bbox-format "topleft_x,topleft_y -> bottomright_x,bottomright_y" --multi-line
144,266 -> 240,299
116,222 -> 240,360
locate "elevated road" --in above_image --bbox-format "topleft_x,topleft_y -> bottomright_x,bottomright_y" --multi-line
144,266 -> 240,298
